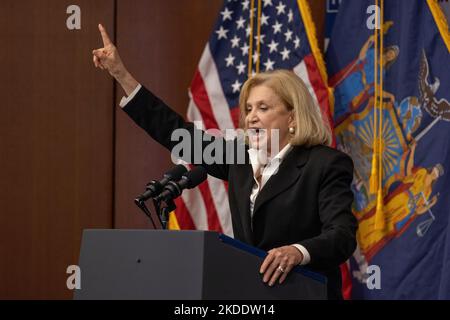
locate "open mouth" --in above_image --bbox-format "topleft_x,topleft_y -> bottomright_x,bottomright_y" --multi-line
247,128 -> 267,146
248,127 -> 266,133
248,128 -> 266,135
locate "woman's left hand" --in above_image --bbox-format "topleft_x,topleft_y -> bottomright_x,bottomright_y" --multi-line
259,246 -> 303,286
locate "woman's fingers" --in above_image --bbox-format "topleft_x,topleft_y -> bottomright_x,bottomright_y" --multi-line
260,246 -> 302,286
98,24 -> 112,47
93,55 -> 103,68
92,49 -> 106,59
93,25 -> 126,78
261,250 -> 281,285
259,251 -> 275,274
265,261 -> 282,285
278,264 -> 294,284
92,49 -> 110,70
268,264 -> 286,286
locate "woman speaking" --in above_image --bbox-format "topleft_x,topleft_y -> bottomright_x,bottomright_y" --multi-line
93,24 -> 357,300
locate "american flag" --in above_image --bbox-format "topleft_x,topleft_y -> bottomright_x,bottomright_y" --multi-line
171,0 -> 333,237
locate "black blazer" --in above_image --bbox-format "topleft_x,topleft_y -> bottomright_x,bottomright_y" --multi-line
123,86 -> 357,299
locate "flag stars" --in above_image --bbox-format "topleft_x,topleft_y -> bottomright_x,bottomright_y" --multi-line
241,43 -> 250,56
281,47 -> 290,60
236,61 -> 246,74
230,35 -> 240,48
252,51 -> 260,63
272,20 -> 282,34
225,53 -> 235,67
261,13 -> 270,26
246,26 -> 252,37
236,16 -> 246,29
284,29 -> 293,42
294,36 -> 300,49
221,7 -> 233,21
263,58 -> 275,71
268,40 -> 279,53
288,9 -> 294,23
212,2 -> 299,81
232,79 -> 242,93
254,34 -> 266,44
216,26 -> 229,40
242,0 -> 250,10
276,2 -> 286,15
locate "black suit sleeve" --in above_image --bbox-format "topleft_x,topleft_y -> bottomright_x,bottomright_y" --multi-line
298,152 -> 357,270
122,86 -> 232,180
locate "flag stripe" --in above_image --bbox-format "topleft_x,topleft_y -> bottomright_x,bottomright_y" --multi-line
196,178 -> 223,232
293,58 -> 321,109
173,197 -> 196,230
198,44 -> 236,130
303,54 -> 332,122
190,70 -> 221,130
186,93 -> 232,234
206,177 -> 233,236
180,184 -> 208,230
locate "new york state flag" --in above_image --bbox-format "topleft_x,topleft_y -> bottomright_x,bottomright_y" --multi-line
326,0 -> 450,299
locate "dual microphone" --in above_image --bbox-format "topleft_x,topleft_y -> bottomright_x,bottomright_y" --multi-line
135,164 -> 207,204
134,164 -> 207,228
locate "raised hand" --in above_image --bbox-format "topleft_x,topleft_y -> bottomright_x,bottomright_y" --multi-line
92,24 -> 138,96
92,24 -> 126,78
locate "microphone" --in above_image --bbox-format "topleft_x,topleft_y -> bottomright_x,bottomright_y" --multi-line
155,166 -> 207,203
135,165 -> 188,202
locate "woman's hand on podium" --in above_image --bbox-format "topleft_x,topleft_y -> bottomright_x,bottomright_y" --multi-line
259,246 -> 303,286
92,24 -> 138,96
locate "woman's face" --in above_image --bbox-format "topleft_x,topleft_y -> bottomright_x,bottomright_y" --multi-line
244,84 -> 294,153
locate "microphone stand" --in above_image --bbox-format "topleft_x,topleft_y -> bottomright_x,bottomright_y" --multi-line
134,198 -> 157,229
153,198 -> 177,229
134,192 -> 178,230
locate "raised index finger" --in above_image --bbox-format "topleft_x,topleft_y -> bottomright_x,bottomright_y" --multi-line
98,24 -> 112,46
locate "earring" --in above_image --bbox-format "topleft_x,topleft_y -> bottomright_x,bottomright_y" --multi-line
289,127 -> 295,134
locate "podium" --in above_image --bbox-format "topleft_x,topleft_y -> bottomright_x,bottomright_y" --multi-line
74,230 -> 327,300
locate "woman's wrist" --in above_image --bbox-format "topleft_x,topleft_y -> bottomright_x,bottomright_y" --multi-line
115,70 -> 139,96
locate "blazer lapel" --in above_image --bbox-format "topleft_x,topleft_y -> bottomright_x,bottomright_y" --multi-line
232,150 -> 255,245
252,146 -> 311,216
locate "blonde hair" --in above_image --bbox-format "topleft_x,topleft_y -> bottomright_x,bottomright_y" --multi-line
239,69 -> 332,147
